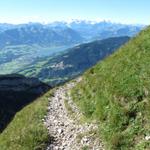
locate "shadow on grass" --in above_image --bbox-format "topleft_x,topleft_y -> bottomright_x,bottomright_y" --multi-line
0,74 -> 51,133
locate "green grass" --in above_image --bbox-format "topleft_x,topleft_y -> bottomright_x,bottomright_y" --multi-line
71,27 -> 150,149
0,90 -> 53,150
82,146 -> 89,150
64,99 -> 75,117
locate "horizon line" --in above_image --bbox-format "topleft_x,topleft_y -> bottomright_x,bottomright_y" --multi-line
0,19 -> 147,26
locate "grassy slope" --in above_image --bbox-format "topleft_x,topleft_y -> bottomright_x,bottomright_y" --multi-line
0,91 -> 52,150
71,27 -> 150,149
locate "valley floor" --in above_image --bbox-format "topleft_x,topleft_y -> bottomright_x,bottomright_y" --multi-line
44,78 -> 104,150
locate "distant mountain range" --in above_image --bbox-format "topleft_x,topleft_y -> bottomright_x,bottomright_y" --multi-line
0,20 -> 144,84
0,20 -> 145,48
48,20 -> 145,40
0,24 -> 83,48
17,36 -> 130,86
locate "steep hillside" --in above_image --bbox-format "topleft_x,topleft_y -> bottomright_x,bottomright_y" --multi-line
18,37 -> 129,86
71,27 -> 150,149
0,88 -> 52,150
0,74 -> 50,133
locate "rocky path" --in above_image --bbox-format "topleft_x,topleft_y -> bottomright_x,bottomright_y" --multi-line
44,78 -> 104,150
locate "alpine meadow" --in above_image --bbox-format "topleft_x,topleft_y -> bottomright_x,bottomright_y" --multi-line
0,0 -> 149,150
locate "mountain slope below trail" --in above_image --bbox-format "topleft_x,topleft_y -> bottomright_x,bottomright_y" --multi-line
71,27 -> 150,150
44,78 -> 105,150
0,74 -> 53,150
0,74 -> 50,133
0,89 -> 52,150
18,36 -> 129,86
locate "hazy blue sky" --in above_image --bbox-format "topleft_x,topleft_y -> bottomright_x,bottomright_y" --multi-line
0,0 -> 149,24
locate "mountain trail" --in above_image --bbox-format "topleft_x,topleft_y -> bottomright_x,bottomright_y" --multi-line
44,78 -> 104,150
